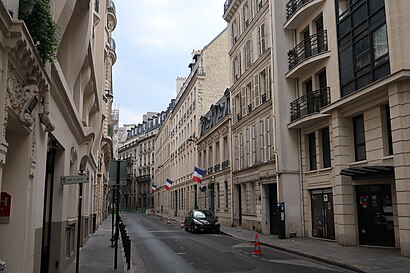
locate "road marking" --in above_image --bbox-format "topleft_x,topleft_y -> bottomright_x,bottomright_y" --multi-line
232,242 -> 254,248
177,253 -> 187,255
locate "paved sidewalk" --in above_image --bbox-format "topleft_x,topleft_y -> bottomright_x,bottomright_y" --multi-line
220,225 -> 410,273
66,216 -> 124,273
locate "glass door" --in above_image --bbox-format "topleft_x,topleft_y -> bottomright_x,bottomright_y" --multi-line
311,188 -> 335,239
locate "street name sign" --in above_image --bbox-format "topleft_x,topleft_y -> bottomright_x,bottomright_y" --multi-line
60,175 -> 89,185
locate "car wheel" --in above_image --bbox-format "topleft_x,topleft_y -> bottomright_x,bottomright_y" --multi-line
191,223 -> 195,233
184,225 -> 188,232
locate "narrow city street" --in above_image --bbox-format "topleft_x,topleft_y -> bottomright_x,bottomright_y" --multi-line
121,212 -> 353,273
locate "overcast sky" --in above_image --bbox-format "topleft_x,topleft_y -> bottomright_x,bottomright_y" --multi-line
113,0 -> 227,126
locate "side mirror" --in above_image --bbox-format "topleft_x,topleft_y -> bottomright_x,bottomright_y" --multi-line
216,216 -> 219,219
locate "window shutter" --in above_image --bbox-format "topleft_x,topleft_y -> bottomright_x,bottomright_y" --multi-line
251,125 -> 256,165
266,66 -> 271,100
260,119 -> 265,162
235,135 -> 239,170
241,87 -> 246,116
246,128 -> 250,167
266,117 -> 271,161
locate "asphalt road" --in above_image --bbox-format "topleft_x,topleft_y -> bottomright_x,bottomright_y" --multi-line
121,212 -> 353,273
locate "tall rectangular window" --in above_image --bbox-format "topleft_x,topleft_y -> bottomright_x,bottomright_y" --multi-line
260,119 -> 266,162
217,183 -> 220,208
239,133 -> 244,169
308,132 -> 317,170
223,136 -> 229,161
353,114 -> 366,161
321,127 -> 331,168
373,24 -> 389,65
224,181 -> 229,208
258,23 -> 266,55
382,104 -> 393,156
235,135 -> 239,170
245,39 -> 252,69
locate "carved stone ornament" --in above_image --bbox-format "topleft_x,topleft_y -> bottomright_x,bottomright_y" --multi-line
6,72 -> 39,127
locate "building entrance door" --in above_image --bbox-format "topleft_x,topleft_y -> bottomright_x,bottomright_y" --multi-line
311,188 -> 335,239
268,184 -> 279,235
356,184 -> 395,246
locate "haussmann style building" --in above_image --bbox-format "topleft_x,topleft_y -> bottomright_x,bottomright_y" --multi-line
0,0 -> 117,272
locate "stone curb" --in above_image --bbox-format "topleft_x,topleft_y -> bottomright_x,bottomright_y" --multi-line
220,231 -> 366,273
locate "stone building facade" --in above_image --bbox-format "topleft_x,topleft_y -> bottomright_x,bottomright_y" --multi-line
154,30 -> 229,217
271,0 -> 410,257
0,0 -> 115,272
118,112 -> 167,211
196,89 -> 232,225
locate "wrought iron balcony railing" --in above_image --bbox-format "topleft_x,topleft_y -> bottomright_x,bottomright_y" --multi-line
108,0 -> 116,15
286,0 -> 311,20
288,30 -> 328,70
214,163 -> 221,172
222,160 -> 230,170
135,175 -> 151,183
290,87 -> 330,121
208,167 -> 214,174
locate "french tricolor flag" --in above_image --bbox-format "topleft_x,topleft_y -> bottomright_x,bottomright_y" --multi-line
193,167 -> 205,184
165,178 -> 173,191
152,183 -> 157,193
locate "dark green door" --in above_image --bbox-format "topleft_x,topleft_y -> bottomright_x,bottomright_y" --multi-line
269,184 -> 279,235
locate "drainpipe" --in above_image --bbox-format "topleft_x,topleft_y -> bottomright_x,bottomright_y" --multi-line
40,90 -> 55,132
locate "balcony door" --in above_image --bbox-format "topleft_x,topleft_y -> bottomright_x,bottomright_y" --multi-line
318,69 -> 327,107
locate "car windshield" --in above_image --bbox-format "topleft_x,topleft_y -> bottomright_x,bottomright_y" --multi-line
193,210 -> 213,219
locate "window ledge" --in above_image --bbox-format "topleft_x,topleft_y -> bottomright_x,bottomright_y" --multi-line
349,160 -> 368,167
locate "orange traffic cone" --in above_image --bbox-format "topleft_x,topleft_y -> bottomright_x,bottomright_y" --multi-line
166,216 -> 171,224
180,218 -> 185,229
252,233 -> 262,255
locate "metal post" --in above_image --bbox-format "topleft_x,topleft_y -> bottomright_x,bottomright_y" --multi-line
114,161 -> 120,269
75,183 -> 83,273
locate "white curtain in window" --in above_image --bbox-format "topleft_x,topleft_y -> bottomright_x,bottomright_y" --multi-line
373,24 -> 388,60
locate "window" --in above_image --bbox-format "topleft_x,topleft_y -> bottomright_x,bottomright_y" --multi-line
354,37 -> 370,70
215,141 -> 220,164
231,20 -> 238,44
234,135 -> 239,170
321,127 -> 331,168
239,133 -> 244,169
245,39 -> 252,69
246,82 -> 252,113
224,181 -> 229,208
338,0 -> 349,20
217,183 -> 220,208
223,136 -> 229,161
246,126 -> 256,167
259,68 -> 270,103
372,24 -> 388,65
353,114 -> 366,161
260,117 -> 271,162
243,2 -> 250,28
258,24 -> 266,55
308,132 -> 317,170
381,104 -> 393,156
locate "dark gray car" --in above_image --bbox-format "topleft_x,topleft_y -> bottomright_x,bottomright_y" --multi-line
184,209 -> 220,234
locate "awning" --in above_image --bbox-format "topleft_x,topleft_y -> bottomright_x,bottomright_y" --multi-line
340,166 -> 394,179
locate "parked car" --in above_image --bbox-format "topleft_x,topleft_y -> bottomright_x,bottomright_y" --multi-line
184,209 -> 220,234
